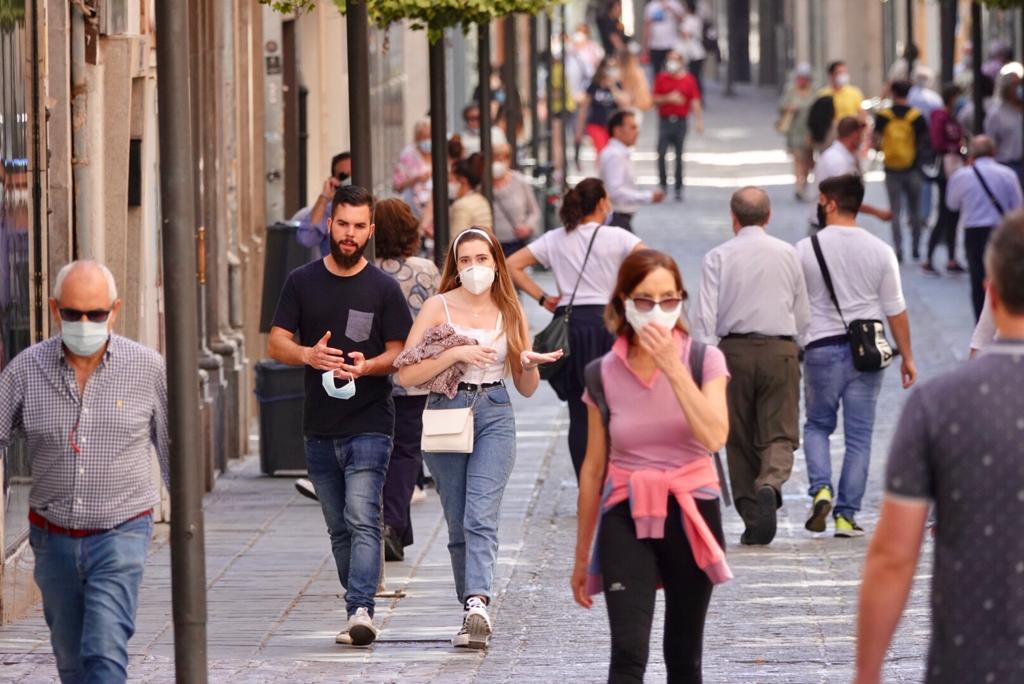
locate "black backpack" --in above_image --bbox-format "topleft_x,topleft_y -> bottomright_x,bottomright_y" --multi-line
806,95 -> 836,145
583,340 -> 732,506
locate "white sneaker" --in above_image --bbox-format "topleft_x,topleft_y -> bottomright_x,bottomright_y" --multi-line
452,596 -> 491,649
295,478 -> 318,501
346,607 -> 378,646
335,629 -> 352,645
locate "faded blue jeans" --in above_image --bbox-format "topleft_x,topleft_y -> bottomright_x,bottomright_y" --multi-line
424,383 -> 516,605
802,343 -> 885,519
305,432 -> 392,617
30,513 -> 152,684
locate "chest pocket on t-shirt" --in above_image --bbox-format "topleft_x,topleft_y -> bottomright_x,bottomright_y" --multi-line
345,310 -> 374,343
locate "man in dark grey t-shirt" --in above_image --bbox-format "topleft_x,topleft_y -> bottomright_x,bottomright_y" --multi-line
855,213 -> 1024,684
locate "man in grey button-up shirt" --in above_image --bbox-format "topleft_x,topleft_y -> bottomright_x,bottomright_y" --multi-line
0,260 -> 169,683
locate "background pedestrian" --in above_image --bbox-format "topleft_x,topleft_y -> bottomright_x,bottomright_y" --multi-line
652,48 -> 704,201
778,63 -> 816,201
600,110 -> 665,231
490,141 -> 541,256
449,153 -> 493,238
507,178 -> 644,477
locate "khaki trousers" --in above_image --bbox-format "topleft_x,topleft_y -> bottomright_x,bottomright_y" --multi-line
718,337 -> 801,526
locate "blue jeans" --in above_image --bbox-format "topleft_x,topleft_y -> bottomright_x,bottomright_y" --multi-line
305,432 -> 392,617
30,514 -> 152,684
802,344 -> 885,519
424,384 -> 516,604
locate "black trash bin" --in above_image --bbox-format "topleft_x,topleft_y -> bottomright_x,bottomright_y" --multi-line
254,360 -> 307,475
260,222 -> 318,333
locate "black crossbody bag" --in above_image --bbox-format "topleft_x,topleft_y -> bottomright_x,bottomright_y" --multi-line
810,234 -> 897,373
533,226 -> 601,380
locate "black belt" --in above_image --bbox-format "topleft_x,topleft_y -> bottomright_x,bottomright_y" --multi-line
457,380 -> 504,392
805,334 -> 848,350
723,333 -> 795,342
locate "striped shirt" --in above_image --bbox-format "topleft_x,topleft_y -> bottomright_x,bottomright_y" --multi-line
0,335 -> 170,530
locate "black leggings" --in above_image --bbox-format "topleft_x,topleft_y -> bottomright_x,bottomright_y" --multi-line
598,497 -> 725,684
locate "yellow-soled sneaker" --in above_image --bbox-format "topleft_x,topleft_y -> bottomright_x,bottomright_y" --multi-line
834,514 -> 865,538
805,487 -> 833,533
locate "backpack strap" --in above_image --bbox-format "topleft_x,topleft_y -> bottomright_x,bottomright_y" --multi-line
583,358 -> 609,430
688,340 -> 733,507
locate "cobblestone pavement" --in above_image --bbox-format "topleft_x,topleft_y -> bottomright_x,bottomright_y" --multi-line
0,82 -> 979,682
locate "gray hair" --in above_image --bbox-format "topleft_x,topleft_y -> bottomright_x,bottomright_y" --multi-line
53,260 -> 118,303
730,186 -> 771,226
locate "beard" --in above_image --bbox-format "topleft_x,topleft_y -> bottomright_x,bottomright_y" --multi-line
330,237 -> 368,269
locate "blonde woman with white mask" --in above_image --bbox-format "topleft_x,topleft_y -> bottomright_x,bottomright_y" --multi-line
397,228 -> 562,650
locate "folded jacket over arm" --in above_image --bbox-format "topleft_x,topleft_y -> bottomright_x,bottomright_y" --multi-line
393,323 -> 479,398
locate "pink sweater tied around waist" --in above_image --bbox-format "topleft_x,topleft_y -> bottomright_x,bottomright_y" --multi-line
586,458 -> 733,595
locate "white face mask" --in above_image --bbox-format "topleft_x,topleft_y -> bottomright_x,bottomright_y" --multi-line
835,72 -> 851,87
665,60 -> 684,74
624,298 -> 682,332
459,265 -> 496,295
61,320 -> 110,357
448,180 -> 462,198
492,161 -> 509,179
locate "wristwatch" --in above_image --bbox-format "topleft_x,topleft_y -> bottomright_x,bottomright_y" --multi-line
538,294 -> 547,307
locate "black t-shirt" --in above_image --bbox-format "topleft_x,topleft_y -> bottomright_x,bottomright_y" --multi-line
586,82 -> 619,127
271,259 -> 413,438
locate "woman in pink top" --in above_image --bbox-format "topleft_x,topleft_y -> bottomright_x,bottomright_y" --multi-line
571,250 -> 731,683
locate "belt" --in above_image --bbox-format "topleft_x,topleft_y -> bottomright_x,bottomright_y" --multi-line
805,334 -> 849,350
723,333 -> 795,342
29,508 -> 152,538
457,380 -> 504,392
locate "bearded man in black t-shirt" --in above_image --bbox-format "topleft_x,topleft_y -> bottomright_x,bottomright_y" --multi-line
268,185 -> 413,647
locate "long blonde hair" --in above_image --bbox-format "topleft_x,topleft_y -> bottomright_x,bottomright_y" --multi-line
439,228 -> 528,372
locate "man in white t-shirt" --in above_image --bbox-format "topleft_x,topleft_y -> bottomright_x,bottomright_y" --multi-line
796,174 -> 916,538
642,0 -> 685,77
811,117 -> 891,228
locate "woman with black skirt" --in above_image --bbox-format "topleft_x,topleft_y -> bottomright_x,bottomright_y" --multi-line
507,178 -> 644,477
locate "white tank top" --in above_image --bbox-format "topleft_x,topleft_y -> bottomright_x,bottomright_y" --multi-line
441,294 -> 508,384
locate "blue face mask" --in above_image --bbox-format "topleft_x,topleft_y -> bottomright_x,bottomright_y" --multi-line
322,370 -> 356,400
61,321 -> 110,357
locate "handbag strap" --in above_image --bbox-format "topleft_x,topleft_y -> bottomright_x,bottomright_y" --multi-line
566,225 -> 603,314
971,165 -> 1006,216
810,234 -> 848,329
688,340 -> 732,507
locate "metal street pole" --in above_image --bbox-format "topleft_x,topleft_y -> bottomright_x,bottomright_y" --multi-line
906,0 -> 916,75
558,5 -> 568,189
502,17 -> 519,168
973,1 -> 984,135
940,0 -> 957,84
430,37 -> 450,265
347,0 -> 374,259
153,2 -> 209,682
479,23 -> 494,207
528,15 -> 541,167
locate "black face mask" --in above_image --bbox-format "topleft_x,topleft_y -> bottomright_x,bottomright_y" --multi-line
817,202 -> 828,229
335,172 -> 350,184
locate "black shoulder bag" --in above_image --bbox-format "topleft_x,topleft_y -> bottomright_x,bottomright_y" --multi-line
810,234 -> 897,372
533,226 -> 601,380
583,340 -> 732,506
972,165 -> 1007,216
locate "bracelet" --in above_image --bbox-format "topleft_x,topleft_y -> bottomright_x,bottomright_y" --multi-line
321,193 -> 332,201
538,294 -> 547,307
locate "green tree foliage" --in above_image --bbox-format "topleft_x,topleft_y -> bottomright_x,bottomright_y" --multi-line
979,0 -> 1024,8
258,0 -> 561,43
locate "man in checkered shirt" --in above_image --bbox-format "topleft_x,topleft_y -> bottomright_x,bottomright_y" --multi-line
0,260 -> 169,684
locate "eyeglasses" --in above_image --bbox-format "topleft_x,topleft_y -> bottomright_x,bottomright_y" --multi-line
630,297 -> 682,313
58,308 -> 112,323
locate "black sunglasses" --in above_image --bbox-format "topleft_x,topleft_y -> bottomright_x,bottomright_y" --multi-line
58,308 -> 112,323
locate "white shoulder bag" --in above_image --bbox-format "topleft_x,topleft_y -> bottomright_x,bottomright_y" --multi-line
420,393 -> 481,454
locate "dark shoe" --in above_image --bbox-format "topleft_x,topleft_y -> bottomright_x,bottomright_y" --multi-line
895,251 -> 904,265
912,248 -> 920,261
805,487 -> 832,533
674,189 -> 683,202
747,486 -> 778,545
921,263 -> 940,277
295,478 -> 319,502
946,261 -> 967,274
383,525 -> 405,562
